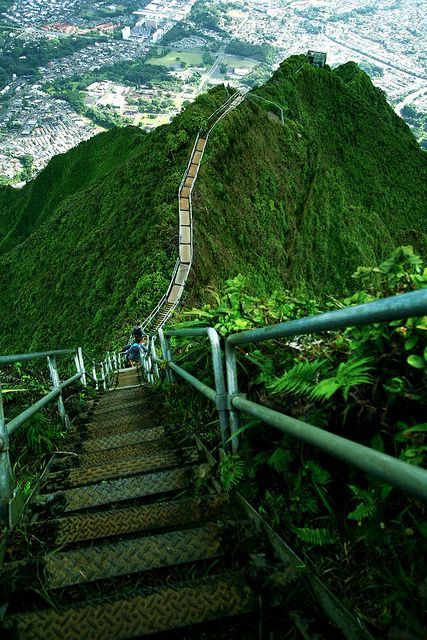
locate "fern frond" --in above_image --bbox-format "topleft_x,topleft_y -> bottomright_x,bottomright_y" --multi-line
347,484 -> 377,521
269,359 -> 326,396
293,526 -> 337,546
267,447 -> 293,473
305,461 -> 331,485
311,356 -> 374,402
219,454 -> 244,491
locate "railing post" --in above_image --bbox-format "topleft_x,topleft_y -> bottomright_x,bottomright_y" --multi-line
150,337 -> 160,380
0,383 -> 13,525
113,352 -> 118,370
225,340 -> 240,452
92,362 -> 98,391
207,328 -> 229,450
158,328 -> 174,383
101,362 -> 107,391
77,347 -> 87,387
47,355 -> 69,429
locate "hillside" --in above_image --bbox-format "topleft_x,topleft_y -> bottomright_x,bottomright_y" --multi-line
0,55 -> 425,354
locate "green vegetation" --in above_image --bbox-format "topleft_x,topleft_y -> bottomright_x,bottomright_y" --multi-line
0,33 -> 104,89
225,39 -> 277,64
0,56 -> 425,358
401,103 -> 427,150
146,50 -> 204,68
164,245 -> 427,636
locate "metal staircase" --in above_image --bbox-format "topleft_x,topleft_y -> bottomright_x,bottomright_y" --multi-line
142,90 -> 247,334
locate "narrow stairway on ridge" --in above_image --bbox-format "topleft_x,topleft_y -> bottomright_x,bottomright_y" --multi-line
0,367 -> 348,639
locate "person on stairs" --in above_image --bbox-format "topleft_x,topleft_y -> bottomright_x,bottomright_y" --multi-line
126,333 -> 148,368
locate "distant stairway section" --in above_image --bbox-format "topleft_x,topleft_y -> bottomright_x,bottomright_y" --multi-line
141,90 -> 247,334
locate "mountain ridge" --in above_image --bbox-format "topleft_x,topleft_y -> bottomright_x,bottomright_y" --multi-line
0,55 -> 425,353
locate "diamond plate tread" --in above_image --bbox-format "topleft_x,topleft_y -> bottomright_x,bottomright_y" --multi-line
48,495 -> 229,545
45,524 -> 221,588
75,440 -> 175,467
57,448 -> 200,487
79,426 -> 166,452
92,399 -> 146,416
82,418 -> 153,438
58,465 -> 208,512
10,574 -> 254,639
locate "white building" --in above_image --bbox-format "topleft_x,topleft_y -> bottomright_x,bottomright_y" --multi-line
122,26 -> 131,39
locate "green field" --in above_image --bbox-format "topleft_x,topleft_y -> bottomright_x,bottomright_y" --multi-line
146,50 -> 205,68
219,55 -> 258,69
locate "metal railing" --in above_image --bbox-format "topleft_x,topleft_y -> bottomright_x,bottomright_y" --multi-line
146,289 -> 427,503
0,344 -> 122,526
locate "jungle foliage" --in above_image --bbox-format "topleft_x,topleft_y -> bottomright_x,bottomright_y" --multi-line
0,56 -> 425,357
163,246 -> 427,637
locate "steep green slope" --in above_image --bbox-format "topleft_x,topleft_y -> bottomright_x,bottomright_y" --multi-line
0,127 -> 144,253
192,58 -> 426,296
0,56 -> 425,354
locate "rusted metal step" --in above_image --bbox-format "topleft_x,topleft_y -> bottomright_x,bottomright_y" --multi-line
82,416 -> 153,438
79,426 -> 166,452
38,495 -> 230,546
46,448 -> 201,488
40,465 -> 209,512
9,573 -> 254,639
44,524 -> 221,589
92,398 -> 145,416
72,440 -> 176,467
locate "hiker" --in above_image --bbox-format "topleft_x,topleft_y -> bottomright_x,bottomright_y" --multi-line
132,325 -> 143,341
125,333 -> 148,368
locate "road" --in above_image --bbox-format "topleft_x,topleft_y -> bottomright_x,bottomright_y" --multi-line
394,86 -> 427,116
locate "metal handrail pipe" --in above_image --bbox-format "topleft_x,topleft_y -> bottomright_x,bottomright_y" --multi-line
165,327 -> 229,446
232,395 -> 427,503
0,349 -> 76,366
7,372 -> 82,436
227,290 -> 427,347
168,362 -> 216,403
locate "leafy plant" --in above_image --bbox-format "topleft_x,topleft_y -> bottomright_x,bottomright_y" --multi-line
311,356 -> 374,402
219,453 -> 245,491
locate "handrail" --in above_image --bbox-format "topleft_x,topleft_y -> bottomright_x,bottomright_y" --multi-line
7,372 -> 82,436
160,327 -> 228,446
148,289 -> 427,504
0,349 -> 75,365
0,345 -> 110,526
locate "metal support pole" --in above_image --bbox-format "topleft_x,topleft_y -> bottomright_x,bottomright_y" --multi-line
150,338 -> 160,380
77,347 -> 87,387
47,355 -> 68,428
225,341 -> 240,452
0,383 -> 13,525
92,363 -> 98,391
158,328 -> 173,383
113,352 -> 118,370
101,362 -> 107,391
206,328 -> 229,450
74,352 -> 81,379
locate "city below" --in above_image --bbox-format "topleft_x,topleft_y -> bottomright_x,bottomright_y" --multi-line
0,0 -> 425,185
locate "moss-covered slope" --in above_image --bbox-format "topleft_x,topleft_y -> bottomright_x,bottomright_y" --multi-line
0,56 -> 425,354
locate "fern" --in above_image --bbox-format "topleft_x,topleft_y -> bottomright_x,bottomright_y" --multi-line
269,359 -> 326,396
219,454 -> 244,491
311,356 -> 374,402
305,461 -> 331,485
293,526 -> 338,546
347,485 -> 377,521
267,446 -> 293,472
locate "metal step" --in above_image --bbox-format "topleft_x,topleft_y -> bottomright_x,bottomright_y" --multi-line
41,465 -> 210,512
50,448 -> 200,488
9,573 -> 254,639
44,523 -> 221,589
73,440 -> 175,467
82,416 -> 154,438
40,495 -> 230,546
79,426 -> 166,452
